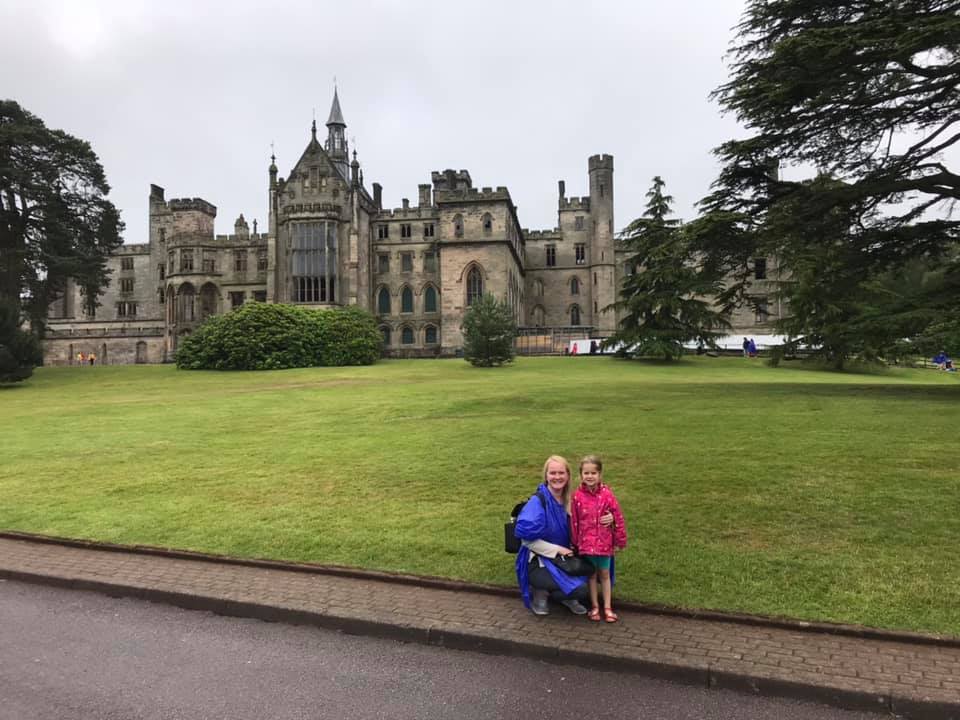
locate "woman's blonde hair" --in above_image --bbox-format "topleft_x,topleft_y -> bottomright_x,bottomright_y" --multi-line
542,454 -> 573,511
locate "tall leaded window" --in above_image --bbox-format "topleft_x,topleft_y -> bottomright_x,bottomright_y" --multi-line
570,305 -> 581,326
425,325 -> 438,344
424,286 -> 437,313
532,305 -> 545,327
401,326 -> 414,344
466,267 -> 483,306
291,221 -> 337,303
401,286 -> 414,313
377,287 -> 391,314
571,277 -> 580,295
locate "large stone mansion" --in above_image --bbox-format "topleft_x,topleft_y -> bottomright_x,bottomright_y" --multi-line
43,91 -> 775,364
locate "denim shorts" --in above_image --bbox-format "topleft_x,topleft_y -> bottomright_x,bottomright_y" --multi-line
581,554 -> 612,571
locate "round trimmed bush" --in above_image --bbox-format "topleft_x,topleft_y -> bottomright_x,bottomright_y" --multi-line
175,303 -> 381,370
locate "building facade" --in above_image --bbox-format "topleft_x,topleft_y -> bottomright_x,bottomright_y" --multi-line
43,91 -> 777,365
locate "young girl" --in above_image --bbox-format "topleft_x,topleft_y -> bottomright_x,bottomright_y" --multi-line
570,455 -> 627,622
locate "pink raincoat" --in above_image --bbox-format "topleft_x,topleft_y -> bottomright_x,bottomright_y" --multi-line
570,482 -> 627,556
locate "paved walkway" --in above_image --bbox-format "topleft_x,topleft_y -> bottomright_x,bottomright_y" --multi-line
0,534 -> 957,718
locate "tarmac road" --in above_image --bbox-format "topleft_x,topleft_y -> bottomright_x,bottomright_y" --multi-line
0,579 -> 891,720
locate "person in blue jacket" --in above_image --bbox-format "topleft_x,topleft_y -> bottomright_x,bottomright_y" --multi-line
513,455 -> 613,616
933,350 -> 954,371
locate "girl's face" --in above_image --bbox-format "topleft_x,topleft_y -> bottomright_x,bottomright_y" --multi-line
545,460 -> 569,494
581,463 -> 602,489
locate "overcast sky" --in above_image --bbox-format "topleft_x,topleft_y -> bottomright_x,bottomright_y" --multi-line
2,0 -> 748,243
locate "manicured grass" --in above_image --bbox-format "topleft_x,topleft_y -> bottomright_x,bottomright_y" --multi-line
2,357 -> 959,636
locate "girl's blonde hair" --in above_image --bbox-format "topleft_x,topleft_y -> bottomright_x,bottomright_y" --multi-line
542,454 -> 573,511
579,454 -> 603,473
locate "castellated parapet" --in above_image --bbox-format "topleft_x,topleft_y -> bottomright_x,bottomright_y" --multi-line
588,154 -> 614,171
523,229 -> 562,240
168,198 -> 217,217
434,185 -> 513,204
431,169 -> 473,191
560,197 -> 591,211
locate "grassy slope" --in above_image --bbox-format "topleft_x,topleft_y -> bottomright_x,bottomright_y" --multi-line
2,357 -> 958,635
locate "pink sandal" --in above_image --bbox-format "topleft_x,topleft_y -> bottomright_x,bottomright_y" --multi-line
587,607 -> 601,622
603,608 -> 619,623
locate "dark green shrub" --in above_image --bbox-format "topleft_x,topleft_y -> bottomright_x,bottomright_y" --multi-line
462,294 -> 516,367
0,300 -> 39,384
175,303 -> 381,370
314,306 -> 384,367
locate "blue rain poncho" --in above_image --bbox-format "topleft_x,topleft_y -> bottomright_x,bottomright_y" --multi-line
513,483 -> 586,608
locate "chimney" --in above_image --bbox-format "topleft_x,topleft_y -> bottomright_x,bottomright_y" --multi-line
373,183 -> 382,210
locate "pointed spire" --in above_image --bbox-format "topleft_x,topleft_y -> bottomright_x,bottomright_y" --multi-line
311,117 -> 317,142
327,88 -> 345,127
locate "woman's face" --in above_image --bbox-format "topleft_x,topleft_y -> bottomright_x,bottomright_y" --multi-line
545,460 -> 569,494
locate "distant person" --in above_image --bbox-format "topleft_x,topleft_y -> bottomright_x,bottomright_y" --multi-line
571,343 -> 579,355
589,340 -> 598,355
742,337 -> 750,357
933,350 -> 949,370
77,352 -> 85,365
513,455 -> 613,616
88,352 -> 96,366
570,455 -> 627,623
748,338 -> 758,357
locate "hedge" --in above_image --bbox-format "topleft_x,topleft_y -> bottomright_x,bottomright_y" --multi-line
175,303 -> 381,370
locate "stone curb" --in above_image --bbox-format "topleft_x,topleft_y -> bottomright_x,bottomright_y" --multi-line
3,530 -> 957,649
1,537 -> 958,719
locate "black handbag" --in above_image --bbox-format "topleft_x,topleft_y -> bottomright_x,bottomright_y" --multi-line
550,554 -> 595,577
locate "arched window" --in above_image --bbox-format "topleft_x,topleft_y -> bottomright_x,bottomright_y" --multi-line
466,267 -> 483,306
482,213 -> 493,236
534,279 -> 544,297
401,326 -> 414,344
401,286 -> 414,313
380,326 -> 391,346
570,277 -> 580,295
177,283 -> 196,323
532,305 -> 545,327
570,305 -> 581,326
425,325 -> 438,344
453,214 -> 464,238
199,282 -> 219,320
424,285 -> 438,313
377,287 -> 391,315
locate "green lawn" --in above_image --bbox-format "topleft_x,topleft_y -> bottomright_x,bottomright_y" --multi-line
2,357 -> 959,636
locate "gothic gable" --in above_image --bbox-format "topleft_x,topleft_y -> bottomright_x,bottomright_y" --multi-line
279,139 -> 348,204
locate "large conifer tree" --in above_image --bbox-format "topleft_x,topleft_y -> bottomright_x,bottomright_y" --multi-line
607,177 -> 728,360
693,1 -> 960,362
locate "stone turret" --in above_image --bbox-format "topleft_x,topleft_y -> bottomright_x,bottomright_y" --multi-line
325,88 -> 349,180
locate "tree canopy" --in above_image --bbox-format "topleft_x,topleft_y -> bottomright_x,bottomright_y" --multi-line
606,176 -> 729,361
694,0 -> 960,362
0,100 -> 123,332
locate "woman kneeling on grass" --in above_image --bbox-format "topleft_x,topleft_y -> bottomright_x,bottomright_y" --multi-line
514,455 -> 613,616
